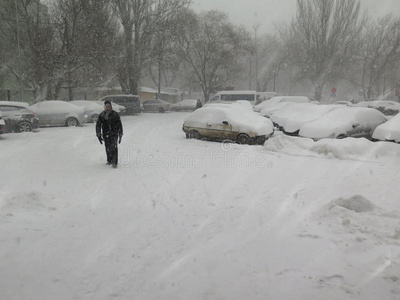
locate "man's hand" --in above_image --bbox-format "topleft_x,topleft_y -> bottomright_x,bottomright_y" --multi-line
119,135 -> 122,144
97,135 -> 103,144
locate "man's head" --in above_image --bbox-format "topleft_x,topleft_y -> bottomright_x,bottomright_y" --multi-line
104,100 -> 112,111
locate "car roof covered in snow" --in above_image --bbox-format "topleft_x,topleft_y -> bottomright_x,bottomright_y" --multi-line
0,101 -> 30,108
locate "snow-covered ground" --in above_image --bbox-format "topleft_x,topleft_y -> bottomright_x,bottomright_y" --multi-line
1,112 -> 400,300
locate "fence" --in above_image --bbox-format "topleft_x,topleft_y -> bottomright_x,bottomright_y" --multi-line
0,89 -> 35,103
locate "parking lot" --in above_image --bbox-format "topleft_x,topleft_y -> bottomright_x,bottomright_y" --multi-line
1,112 -> 400,300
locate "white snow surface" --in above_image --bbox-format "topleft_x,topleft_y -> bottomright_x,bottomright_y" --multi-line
372,113 -> 400,142
1,113 -> 400,300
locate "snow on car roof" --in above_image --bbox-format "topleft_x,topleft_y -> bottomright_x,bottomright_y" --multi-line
30,100 -> 84,113
259,102 -> 294,117
0,101 -> 30,107
372,113 -> 400,142
254,96 -> 309,111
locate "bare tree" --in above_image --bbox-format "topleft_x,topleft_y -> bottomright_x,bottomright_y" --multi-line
146,0 -> 190,96
50,0 -> 118,100
247,25 -> 281,92
358,15 -> 400,100
0,0 -> 117,101
0,0 -> 55,101
281,0 -> 365,101
177,10 -> 249,102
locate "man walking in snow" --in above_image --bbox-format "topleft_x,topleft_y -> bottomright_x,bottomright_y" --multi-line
96,100 -> 123,168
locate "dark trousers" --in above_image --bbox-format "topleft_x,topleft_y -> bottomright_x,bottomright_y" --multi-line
104,135 -> 118,165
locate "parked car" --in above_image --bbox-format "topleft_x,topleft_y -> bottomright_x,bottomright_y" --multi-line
259,102 -> 296,118
334,101 -> 354,106
269,103 -> 340,135
69,100 -> 103,122
0,111 -> 5,134
98,95 -> 141,115
372,113 -> 400,143
204,101 -> 254,111
171,99 -> 202,111
299,106 -> 387,140
354,100 -> 400,116
254,96 -> 310,112
182,105 -> 274,145
92,100 -> 126,115
209,90 -> 259,106
0,101 -> 39,132
29,100 -> 87,127
142,99 -> 170,113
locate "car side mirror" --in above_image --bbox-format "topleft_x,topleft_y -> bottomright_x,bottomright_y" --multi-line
222,121 -> 229,125
352,123 -> 360,128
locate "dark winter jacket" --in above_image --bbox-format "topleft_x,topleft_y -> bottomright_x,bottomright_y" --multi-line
96,110 -> 123,137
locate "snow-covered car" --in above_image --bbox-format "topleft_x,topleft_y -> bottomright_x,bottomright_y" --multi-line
92,100 -> 126,115
182,105 -> 274,145
0,101 -> 39,132
69,100 -> 103,123
142,99 -> 170,113
334,101 -> 353,106
299,106 -> 387,140
254,96 -> 310,112
30,100 -> 87,127
269,103 -> 341,135
0,111 -> 5,134
372,113 -> 400,143
354,100 -> 400,116
259,102 -> 295,118
171,99 -> 202,111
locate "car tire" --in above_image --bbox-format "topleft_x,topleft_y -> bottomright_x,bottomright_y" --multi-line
90,114 -> 99,123
66,117 -> 79,127
159,107 -> 165,113
255,136 -> 266,146
236,133 -> 251,145
17,121 -> 32,132
189,130 -> 201,140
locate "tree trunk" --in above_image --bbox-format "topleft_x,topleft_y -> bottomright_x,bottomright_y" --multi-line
125,27 -> 135,94
314,82 -> 324,102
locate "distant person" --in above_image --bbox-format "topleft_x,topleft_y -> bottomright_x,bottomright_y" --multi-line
96,100 -> 123,168
196,99 -> 202,109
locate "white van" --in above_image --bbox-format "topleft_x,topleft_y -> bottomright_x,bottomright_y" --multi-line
209,90 -> 277,106
209,90 -> 258,106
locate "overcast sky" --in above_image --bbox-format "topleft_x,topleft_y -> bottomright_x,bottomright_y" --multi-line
192,0 -> 400,33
